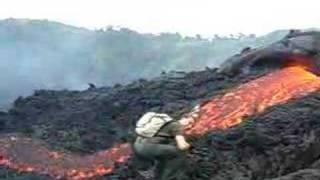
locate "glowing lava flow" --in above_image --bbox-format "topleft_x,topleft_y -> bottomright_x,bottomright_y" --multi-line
1,66 -> 320,179
186,66 -> 320,135
0,136 -> 131,179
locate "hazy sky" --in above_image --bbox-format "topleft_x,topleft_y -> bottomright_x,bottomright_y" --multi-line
0,0 -> 319,36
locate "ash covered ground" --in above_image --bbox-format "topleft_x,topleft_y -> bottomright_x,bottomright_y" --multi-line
2,30 -> 320,179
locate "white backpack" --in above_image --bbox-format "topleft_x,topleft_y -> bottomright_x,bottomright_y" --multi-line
135,112 -> 174,138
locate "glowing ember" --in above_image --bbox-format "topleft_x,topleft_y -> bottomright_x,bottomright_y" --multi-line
1,65 -> 320,179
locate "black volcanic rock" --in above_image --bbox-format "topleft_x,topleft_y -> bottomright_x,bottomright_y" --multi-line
205,92 -> 320,180
268,169 -> 320,180
111,92 -> 320,180
219,30 -> 320,76
1,69 -> 239,154
2,30 -> 320,179
0,112 -> 6,131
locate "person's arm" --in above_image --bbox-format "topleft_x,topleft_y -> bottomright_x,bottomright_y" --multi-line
169,121 -> 192,150
175,135 -> 191,151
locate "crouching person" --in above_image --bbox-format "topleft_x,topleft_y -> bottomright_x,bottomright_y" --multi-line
133,110 -> 199,180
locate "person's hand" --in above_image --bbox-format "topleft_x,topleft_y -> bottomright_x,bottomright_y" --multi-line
178,141 -> 191,151
175,135 -> 192,151
180,142 -> 191,151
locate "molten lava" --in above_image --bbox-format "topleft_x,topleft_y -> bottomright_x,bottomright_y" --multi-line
186,66 -> 320,135
1,66 -> 320,179
0,136 -> 131,179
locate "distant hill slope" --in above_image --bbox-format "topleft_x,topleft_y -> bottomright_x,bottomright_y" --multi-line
0,18 -> 288,109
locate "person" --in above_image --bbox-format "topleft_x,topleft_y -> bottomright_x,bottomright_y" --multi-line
133,110 -> 199,180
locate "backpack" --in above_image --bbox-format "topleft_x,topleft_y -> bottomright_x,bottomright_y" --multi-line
135,112 -> 174,138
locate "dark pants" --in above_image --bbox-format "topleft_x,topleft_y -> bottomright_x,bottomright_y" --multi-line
133,138 -> 187,180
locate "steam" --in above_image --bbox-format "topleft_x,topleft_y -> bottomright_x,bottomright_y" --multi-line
0,19 -> 288,110
0,19 -> 100,110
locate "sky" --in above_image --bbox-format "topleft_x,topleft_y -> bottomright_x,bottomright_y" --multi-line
0,0 -> 319,36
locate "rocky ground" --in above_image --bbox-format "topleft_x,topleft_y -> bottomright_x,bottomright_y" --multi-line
2,31 -> 320,179
1,69 -> 320,180
0,68 -> 242,179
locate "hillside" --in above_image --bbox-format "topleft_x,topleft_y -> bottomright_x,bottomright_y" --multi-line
0,18 -> 288,110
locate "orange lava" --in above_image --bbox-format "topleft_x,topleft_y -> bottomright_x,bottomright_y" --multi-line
186,66 -> 320,135
0,135 -> 131,179
1,66 -> 320,179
